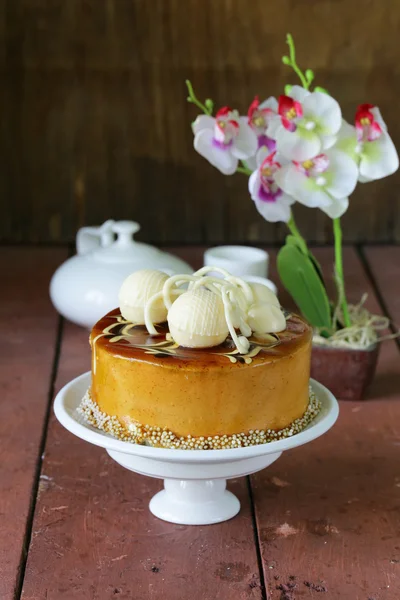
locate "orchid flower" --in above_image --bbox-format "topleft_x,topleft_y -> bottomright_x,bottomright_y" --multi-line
245,96 -> 278,170
192,107 -> 258,175
266,85 -> 342,162
248,148 -> 295,223
336,104 -> 399,182
274,149 -> 359,218
185,32 -> 400,334
248,96 -> 278,151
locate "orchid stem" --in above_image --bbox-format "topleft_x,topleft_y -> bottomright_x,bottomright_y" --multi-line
286,212 -> 308,254
237,167 -> 251,175
237,161 -> 252,176
284,34 -> 311,90
333,217 -> 351,328
185,80 -> 212,115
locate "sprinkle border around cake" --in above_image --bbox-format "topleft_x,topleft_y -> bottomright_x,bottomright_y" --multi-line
78,387 -> 321,450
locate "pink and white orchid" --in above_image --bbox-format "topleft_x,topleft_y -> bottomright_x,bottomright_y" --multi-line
245,96 -> 278,170
193,107 -> 258,175
267,85 -> 342,162
186,31 -> 400,338
186,31 -> 400,340
336,104 -> 399,182
274,149 -> 359,218
248,95 -> 278,152
248,148 -> 295,222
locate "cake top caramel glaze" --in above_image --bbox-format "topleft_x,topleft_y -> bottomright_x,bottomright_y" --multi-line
91,308 -> 312,369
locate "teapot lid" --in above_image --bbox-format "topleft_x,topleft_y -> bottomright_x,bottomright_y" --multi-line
77,220 -> 163,265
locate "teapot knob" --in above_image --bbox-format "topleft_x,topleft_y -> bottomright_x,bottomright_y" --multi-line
112,221 -> 141,247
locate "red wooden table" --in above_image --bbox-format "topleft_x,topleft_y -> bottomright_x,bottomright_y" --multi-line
1,245 -> 399,600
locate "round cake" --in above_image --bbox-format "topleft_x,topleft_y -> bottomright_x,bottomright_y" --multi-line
80,264 -> 318,448
79,268 -> 319,449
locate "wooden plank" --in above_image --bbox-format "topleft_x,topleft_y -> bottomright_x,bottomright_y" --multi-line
20,253 -> 263,599
0,247 -> 67,600
363,245 -> 400,326
361,245 -> 400,400
2,0 -> 400,244
252,247 -> 400,599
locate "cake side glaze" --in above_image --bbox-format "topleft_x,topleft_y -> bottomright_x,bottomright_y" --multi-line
79,386 -> 321,449
89,309 -> 313,438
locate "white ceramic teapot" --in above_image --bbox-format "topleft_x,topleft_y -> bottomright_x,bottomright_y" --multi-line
50,220 -> 193,328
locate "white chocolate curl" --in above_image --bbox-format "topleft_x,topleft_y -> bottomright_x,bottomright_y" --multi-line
118,266 -> 287,353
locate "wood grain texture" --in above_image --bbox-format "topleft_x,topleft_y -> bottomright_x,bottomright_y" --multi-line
11,245 -> 400,599
20,258 -> 262,599
1,0 -> 400,244
0,247 -> 66,600
364,245 -> 400,325
252,247 -> 400,599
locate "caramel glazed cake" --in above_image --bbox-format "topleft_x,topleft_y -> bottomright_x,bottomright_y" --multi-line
78,267 -> 321,450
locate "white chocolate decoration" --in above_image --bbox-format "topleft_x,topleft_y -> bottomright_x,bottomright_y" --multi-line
118,265 -> 287,353
247,303 -> 287,334
119,269 -> 169,324
249,283 -> 280,308
168,288 -> 229,348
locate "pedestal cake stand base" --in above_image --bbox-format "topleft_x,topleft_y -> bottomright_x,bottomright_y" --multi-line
150,480 -> 240,525
54,372 -> 338,525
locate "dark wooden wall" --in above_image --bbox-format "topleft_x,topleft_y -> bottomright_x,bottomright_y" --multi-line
1,0 -> 399,244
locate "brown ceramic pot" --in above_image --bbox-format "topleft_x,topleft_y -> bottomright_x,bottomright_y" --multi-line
310,343 -> 380,400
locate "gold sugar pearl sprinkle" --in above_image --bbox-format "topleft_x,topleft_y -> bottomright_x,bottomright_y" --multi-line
77,388 -> 321,451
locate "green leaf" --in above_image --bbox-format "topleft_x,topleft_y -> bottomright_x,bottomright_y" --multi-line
282,55 -> 291,65
285,234 -> 307,253
285,235 -> 325,281
277,243 -> 331,329
284,84 -> 293,95
314,86 -> 329,95
308,252 -> 325,283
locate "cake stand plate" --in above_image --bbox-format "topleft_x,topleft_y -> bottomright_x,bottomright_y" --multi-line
54,373 -> 339,525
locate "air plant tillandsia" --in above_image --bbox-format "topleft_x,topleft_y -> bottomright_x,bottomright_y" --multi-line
186,34 -> 399,349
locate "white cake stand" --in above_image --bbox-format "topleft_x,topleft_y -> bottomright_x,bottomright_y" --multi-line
54,372 -> 338,525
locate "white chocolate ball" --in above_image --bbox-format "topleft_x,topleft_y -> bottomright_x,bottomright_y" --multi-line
119,269 -> 169,324
249,282 -> 280,308
168,288 -> 229,348
247,303 -> 286,334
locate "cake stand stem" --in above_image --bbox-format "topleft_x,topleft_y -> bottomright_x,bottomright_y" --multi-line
149,478 -> 240,525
